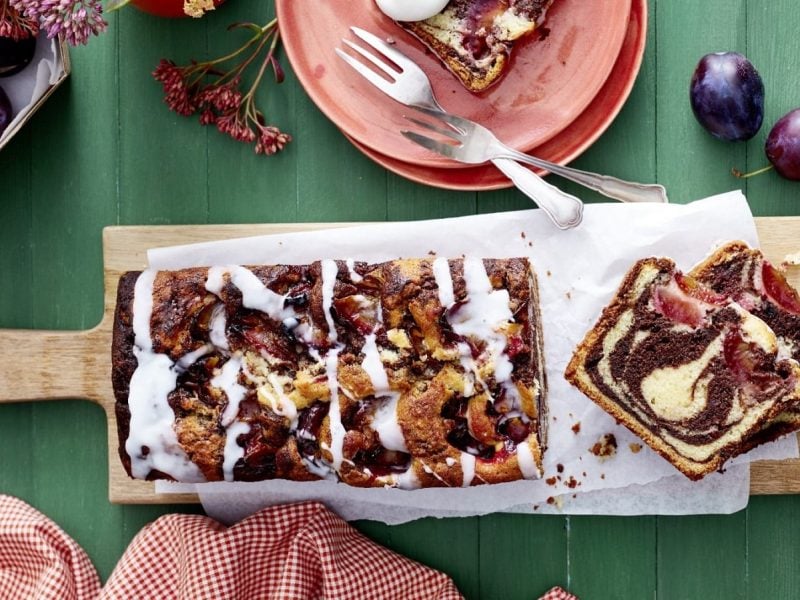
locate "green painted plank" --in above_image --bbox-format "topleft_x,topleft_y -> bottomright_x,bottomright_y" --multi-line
656,0 -> 748,205
206,0 -> 299,224
117,10 -> 210,225
294,100 -> 388,222
387,177 -> 476,221
743,0 -> 800,217
569,516 -> 656,600
0,126 -> 34,503
478,514 -> 568,600
746,495 -> 800,599
657,512 -> 747,600
353,517 -> 480,599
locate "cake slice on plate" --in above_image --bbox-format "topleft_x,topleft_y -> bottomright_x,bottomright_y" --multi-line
691,241 -> 800,451
565,257 -> 800,480
399,0 -> 555,92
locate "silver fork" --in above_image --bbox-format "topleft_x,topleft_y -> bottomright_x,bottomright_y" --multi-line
403,110 -> 669,205
336,29 -> 669,219
336,27 -> 584,229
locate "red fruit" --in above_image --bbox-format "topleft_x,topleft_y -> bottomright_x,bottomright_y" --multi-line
675,273 -> 728,305
332,295 -> 379,335
765,108 -> 800,180
762,262 -> 800,315
653,283 -> 706,327
505,335 -> 527,359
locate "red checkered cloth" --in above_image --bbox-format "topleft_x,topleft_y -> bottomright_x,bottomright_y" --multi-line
0,495 -> 576,599
540,587 -> 578,600
101,500 -> 462,599
0,495 -> 101,600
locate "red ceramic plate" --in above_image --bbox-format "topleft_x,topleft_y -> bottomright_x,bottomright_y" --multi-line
349,0 -> 647,190
276,0 -> 631,169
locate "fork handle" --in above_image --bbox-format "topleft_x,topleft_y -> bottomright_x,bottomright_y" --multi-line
492,159 -> 583,230
501,148 -> 668,204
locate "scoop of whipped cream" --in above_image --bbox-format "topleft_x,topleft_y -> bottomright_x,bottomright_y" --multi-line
375,0 -> 449,22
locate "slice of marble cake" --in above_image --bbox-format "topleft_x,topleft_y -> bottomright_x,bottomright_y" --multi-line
565,256 -> 800,480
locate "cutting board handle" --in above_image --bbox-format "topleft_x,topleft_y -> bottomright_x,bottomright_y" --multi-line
0,326 -> 108,404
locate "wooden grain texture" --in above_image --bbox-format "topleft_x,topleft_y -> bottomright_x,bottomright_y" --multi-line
1,217 -> 799,507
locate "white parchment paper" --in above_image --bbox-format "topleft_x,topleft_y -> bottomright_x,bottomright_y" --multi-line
150,191 -> 798,523
0,33 -> 65,145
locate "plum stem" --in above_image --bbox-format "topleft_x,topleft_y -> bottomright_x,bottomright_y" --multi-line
731,164 -> 774,179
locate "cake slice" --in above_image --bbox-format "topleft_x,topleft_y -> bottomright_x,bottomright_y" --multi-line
565,257 -> 800,480
691,241 -> 800,450
399,0 -> 554,92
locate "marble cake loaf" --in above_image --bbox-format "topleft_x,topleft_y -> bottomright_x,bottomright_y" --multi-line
112,257 -> 547,488
691,241 -> 800,451
565,256 -> 800,481
400,0 -> 554,92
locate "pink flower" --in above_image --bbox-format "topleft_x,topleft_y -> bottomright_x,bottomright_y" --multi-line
255,124 -> 291,156
153,60 -> 198,116
0,0 -> 39,40
10,0 -> 106,46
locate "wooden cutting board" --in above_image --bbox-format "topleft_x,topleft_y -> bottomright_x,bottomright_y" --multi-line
0,219 -> 798,504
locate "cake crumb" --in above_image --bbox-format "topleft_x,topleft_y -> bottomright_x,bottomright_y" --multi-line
782,251 -> 800,267
629,443 -> 643,454
546,496 -> 555,505
571,422 -> 581,434
528,242 -> 533,247
590,434 -> 618,462
521,231 -> 526,239
565,476 -> 578,489
556,463 -> 564,473
600,473 -> 606,480
545,477 -> 557,486
546,270 -> 552,277
565,291 -> 572,300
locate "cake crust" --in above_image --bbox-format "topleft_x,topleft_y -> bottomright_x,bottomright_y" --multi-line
113,257 -> 547,488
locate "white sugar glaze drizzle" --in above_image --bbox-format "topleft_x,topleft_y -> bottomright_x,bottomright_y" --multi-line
125,270 -> 206,483
325,349 -> 345,471
321,259 -> 339,343
372,393 -> 407,453
209,305 -> 229,351
215,354 -> 247,428
362,324 -> 408,452
362,333 -> 389,392
454,257 -> 515,384
460,452 -> 476,487
212,354 -> 249,482
433,257 -> 455,308
345,258 -> 363,283
206,265 -> 296,322
516,442 -> 540,479
262,373 -> 299,431
390,465 -> 421,490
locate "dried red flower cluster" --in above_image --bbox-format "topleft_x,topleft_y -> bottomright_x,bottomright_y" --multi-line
152,19 -> 290,156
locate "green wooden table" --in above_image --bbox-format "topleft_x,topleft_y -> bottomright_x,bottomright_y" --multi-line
2,1 -> 800,597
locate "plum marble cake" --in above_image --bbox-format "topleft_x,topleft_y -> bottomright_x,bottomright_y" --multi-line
112,257 -> 547,488
565,256 -> 800,480
691,241 -> 800,451
400,0 -> 554,92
